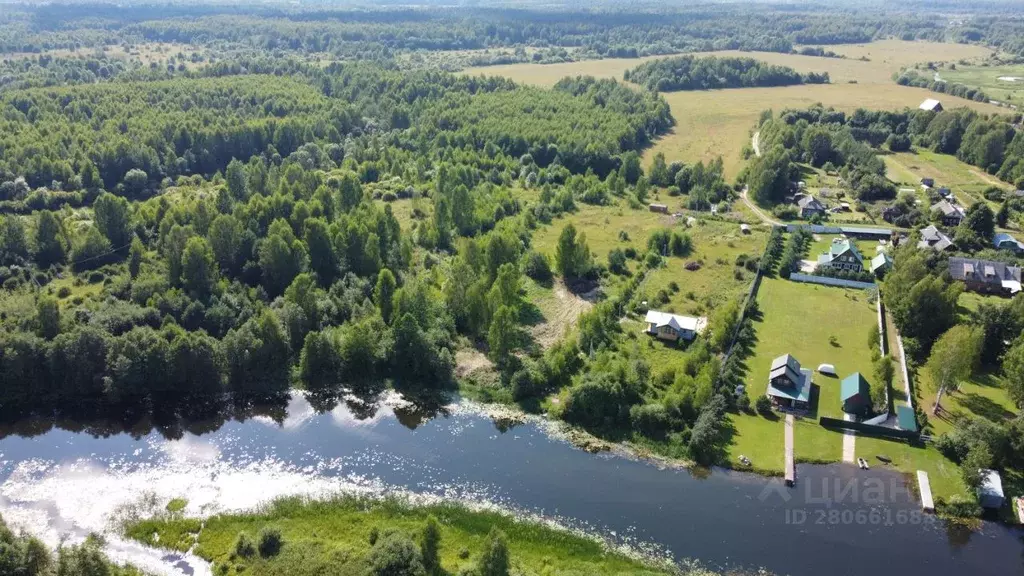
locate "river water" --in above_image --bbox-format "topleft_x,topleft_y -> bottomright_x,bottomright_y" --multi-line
0,392 -> 1021,576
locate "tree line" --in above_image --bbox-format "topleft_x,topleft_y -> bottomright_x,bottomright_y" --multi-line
625,55 -> 829,92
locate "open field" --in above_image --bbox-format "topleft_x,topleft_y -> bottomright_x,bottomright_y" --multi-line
126,496 -> 672,576
811,40 -> 992,73
465,41 -> 1000,181
883,147 -> 1011,209
941,62 -> 1024,104
650,84 -> 999,181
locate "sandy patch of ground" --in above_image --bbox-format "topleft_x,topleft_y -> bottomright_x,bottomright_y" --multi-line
529,281 -> 593,348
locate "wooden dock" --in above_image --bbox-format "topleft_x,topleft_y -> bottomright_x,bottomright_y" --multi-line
785,414 -> 795,486
917,471 -> 934,512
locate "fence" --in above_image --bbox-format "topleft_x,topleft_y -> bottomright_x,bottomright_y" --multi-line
819,417 -> 919,440
789,273 -> 877,290
785,224 -> 896,238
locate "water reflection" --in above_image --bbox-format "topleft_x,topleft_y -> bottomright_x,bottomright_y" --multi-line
0,385 -> 450,442
0,390 -> 1021,576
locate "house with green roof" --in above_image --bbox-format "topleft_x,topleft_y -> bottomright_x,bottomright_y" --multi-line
817,238 -> 864,273
870,252 -> 892,278
840,372 -> 871,415
766,354 -> 812,410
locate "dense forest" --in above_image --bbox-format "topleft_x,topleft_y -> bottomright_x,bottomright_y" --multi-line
625,55 -> 829,92
2,1 -> 1024,66
746,104 -> 1024,208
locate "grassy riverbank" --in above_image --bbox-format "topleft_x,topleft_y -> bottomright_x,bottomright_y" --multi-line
125,495 -> 702,576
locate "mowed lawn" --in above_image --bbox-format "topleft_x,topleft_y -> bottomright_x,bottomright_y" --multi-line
727,276 -> 879,470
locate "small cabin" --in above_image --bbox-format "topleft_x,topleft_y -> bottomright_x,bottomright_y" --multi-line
649,203 -> 668,214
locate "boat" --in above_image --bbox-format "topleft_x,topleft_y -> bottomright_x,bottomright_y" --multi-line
739,455 -> 751,467
876,455 -> 891,464
857,457 -> 870,470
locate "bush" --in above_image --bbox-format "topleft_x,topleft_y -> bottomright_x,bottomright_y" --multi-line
523,251 -> 552,283
935,495 -> 982,518
737,393 -> 751,413
755,395 -> 772,415
368,532 -> 426,576
87,271 -> 105,284
57,286 -> 72,298
234,532 -> 256,558
630,403 -> 671,438
257,527 -> 283,558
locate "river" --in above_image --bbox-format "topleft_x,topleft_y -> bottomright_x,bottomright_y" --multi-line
1,392 -> 1022,576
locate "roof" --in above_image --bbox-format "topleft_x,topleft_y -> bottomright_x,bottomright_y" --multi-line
917,225 -> 953,251
949,257 -> 1022,286
643,310 -> 708,333
994,232 -> 1024,251
896,405 -> 917,432
839,226 -> 892,237
827,238 -> 861,261
931,200 -> 965,218
769,354 -> 803,385
919,98 -> 943,111
870,252 -> 892,272
797,195 -> 825,211
840,372 -> 870,402
979,469 -> 1005,500
767,367 -> 812,403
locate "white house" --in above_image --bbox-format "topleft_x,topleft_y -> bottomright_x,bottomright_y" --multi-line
919,99 -> 943,112
644,310 -> 708,342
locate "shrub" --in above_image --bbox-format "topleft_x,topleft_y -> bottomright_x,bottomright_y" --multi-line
523,251 -> 552,283
57,286 -> 72,298
477,527 -> 510,576
755,395 -> 772,415
87,271 -> 105,284
234,532 -> 256,558
369,526 -> 380,545
368,532 -> 426,576
737,393 -> 751,413
630,403 -> 671,438
382,191 -> 397,202
257,527 -> 283,557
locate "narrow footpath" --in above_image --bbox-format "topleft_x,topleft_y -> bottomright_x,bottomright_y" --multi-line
784,414 -> 795,485
842,413 -> 856,463
741,131 -> 782,226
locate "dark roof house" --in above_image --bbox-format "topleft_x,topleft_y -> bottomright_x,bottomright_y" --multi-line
931,200 -> 965,226
949,257 -> 1022,296
917,225 -> 953,252
797,195 -> 826,218
766,354 -> 812,410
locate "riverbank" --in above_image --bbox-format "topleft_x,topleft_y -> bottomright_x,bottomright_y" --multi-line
124,495 -> 700,576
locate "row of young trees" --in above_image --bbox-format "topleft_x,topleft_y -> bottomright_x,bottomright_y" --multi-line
625,55 -> 829,92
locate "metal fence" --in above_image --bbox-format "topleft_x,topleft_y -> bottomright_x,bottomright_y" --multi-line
789,273 -> 877,290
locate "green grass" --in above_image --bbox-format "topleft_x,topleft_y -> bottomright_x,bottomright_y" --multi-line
166,498 -> 188,514
125,495 -> 676,576
854,436 -> 969,502
884,147 -> 1010,209
917,371 -> 1018,437
941,62 -> 1024,105
745,276 -> 879,420
724,412 -> 785,474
